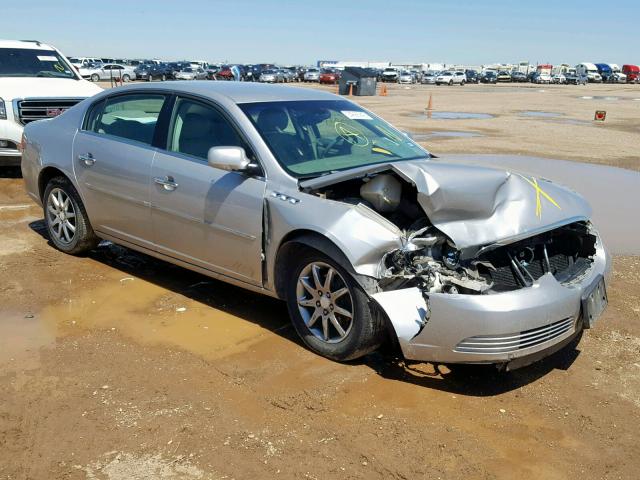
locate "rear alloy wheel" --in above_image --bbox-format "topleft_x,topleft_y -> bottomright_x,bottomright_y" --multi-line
43,177 -> 99,255
286,250 -> 385,361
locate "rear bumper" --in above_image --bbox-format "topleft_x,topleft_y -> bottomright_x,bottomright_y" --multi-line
373,234 -> 609,366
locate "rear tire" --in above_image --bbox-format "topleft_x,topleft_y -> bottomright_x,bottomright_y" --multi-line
90,74 -> 100,82
43,177 -> 99,255
285,248 -> 385,361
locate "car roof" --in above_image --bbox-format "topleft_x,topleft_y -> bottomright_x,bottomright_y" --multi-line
104,81 -> 338,104
0,39 -> 56,50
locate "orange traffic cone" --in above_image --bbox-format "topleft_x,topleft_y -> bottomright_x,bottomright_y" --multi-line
380,84 -> 387,96
348,84 -> 353,96
427,93 -> 433,111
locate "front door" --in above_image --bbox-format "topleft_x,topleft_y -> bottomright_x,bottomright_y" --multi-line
150,96 -> 265,285
73,92 -> 168,247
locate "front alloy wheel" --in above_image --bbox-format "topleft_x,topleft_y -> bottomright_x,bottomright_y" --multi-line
296,262 -> 354,343
285,249 -> 386,361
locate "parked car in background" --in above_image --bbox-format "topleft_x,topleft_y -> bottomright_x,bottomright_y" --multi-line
436,71 -> 466,85
464,69 -> 480,83
0,39 -> 101,167
279,69 -> 295,83
532,72 -> 552,84
398,71 -> 416,84
304,68 -> 321,82
82,63 -> 137,82
20,82 -> 610,369
622,64 -> 639,83
319,69 -> 340,84
380,67 -> 400,82
259,69 -> 283,83
496,71 -> 512,82
147,63 -> 173,81
421,72 -> 437,84
134,63 -> 153,81
551,72 -> 567,84
510,71 -> 527,82
215,66 -> 235,81
480,71 -> 497,83
174,67 -> 207,80
564,70 -> 588,85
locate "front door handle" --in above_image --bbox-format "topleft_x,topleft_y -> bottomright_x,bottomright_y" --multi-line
154,176 -> 179,191
78,153 -> 95,166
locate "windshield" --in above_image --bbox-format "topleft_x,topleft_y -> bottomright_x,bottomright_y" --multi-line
240,100 -> 429,178
0,48 -> 77,78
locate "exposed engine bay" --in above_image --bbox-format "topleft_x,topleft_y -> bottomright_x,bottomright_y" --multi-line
304,172 -> 598,295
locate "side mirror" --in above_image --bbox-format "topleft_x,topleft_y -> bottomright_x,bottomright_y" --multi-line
207,146 -> 250,172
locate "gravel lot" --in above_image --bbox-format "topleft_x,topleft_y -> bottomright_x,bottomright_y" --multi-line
1,82 -> 639,480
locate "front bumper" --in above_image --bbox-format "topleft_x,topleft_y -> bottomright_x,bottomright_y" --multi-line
373,235 -> 610,366
1,117 -> 24,166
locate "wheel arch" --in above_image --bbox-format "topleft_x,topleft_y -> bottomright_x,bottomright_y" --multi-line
38,166 -> 70,202
273,229 -> 379,300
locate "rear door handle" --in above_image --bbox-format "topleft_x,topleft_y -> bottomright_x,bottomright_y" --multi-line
154,176 -> 179,191
78,153 -> 95,166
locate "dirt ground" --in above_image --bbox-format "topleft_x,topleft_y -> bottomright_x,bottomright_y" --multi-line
1,82 -> 639,480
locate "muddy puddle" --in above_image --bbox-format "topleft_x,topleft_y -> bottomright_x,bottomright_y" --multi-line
437,154 -> 640,255
579,96 -> 639,101
35,243 -> 291,361
409,112 -> 494,120
411,130 -> 483,140
519,111 -> 563,118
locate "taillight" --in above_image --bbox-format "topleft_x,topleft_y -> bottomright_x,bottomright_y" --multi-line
19,133 -> 26,153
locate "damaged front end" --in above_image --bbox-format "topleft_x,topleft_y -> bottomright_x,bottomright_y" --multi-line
300,160 -> 609,367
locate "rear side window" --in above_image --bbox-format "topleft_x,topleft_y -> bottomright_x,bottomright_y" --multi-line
86,94 -> 166,146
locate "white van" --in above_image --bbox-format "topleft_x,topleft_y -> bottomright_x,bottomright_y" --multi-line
0,40 -> 102,166
576,63 -> 602,83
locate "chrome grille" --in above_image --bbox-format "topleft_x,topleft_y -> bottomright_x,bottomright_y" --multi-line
16,98 -> 83,125
454,317 -> 575,354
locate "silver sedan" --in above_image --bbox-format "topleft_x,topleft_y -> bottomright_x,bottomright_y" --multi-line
21,82 -> 609,369
81,63 -> 137,82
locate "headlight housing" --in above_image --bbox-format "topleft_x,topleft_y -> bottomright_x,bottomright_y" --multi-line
0,98 -> 7,120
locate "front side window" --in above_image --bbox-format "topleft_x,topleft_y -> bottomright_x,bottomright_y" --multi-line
240,100 -> 428,178
0,48 -> 77,79
168,97 -> 245,160
88,94 -> 166,146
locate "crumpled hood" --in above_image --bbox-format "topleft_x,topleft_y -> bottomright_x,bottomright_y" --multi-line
0,78 -> 102,101
300,159 -> 592,250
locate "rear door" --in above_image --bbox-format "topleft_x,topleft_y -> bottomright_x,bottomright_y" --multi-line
150,95 -> 266,285
73,92 -> 169,248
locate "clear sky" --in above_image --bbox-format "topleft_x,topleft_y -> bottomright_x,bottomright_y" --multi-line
4,0 -> 638,65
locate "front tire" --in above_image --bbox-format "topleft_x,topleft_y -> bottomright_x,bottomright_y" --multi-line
285,249 -> 385,361
91,74 -> 100,82
43,177 -> 99,255
122,74 -> 131,82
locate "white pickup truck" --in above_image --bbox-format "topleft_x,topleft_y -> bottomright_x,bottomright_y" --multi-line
0,39 -> 102,166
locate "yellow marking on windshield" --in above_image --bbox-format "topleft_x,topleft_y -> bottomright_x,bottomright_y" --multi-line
372,146 -> 393,155
334,121 -> 370,147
